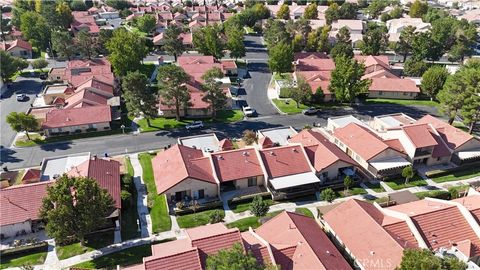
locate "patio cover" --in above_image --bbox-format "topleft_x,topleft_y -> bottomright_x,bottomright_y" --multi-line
269,172 -> 320,190
369,156 -> 410,172
457,150 -> 480,160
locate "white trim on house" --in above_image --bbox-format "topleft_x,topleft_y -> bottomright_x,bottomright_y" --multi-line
269,172 -> 320,190
369,156 -> 410,172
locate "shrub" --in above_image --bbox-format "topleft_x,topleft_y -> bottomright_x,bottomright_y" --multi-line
279,87 -> 292,98
176,201 -> 186,210
242,130 -> 257,145
31,59 -> 49,70
321,188 -> 336,203
209,210 -> 224,223
121,190 -> 131,201
250,195 -> 269,217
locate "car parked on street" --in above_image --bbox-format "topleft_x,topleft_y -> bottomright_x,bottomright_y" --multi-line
243,106 -> 256,117
302,107 -> 320,115
185,121 -> 204,130
16,94 -> 28,102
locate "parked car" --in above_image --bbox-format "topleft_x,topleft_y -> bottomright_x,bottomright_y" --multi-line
39,73 -> 48,80
242,106 -> 256,117
302,107 -> 320,115
185,121 -> 204,130
16,94 -> 28,101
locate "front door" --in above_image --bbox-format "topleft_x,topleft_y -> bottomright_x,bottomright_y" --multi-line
175,191 -> 186,201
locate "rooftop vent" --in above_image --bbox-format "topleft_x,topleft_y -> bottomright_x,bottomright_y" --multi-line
242,151 -> 248,156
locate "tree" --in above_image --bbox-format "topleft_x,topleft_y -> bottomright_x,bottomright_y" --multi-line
250,195 -> 269,217
321,188 -> 336,203
292,34 -> 304,52
31,59 -> 49,70
403,59 -> 429,77
411,31 -> 442,62
242,130 -> 257,145
226,27 -> 246,60
12,0 -> 36,27
40,175 -> 115,246
6,112 -> 38,140
329,56 -> 370,103
75,30 -> 98,59
268,42 -> 293,74
0,51 -> 28,82
122,71 -> 158,127
331,42 -> 353,59
136,14 -> 156,33
193,25 -> 224,59
70,0 -> 87,11
106,28 -> 147,76
162,25 -> 185,62
397,249 -> 466,270
336,26 -> 351,44
157,65 -> 191,121
339,2 -> 358,19
97,29 -> 113,56
394,26 -> 416,62
20,11 -> 51,50
325,3 -> 340,24
201,67 -> 227,119
55,1 -> 74,30
290,76 -> 312,108
277,4 -> 290,20
263,19 -> 289,47
303,3 -> 318,19
306,30 -> 319,52
402,165 -> 414,185
409,0 -> 428,18
317,25 -> 331,53
51,31 -> 75,60
206,243 -> 262,270
366,0 -> 387,18
421,66 -> 448,100
105,0 -> 129,10
343,175 -> 353,195
208,209 -> 224,224
360,24 -> 389,55
457,61 -> 480,133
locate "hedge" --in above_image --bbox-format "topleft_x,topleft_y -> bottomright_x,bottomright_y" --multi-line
425,161 -> 480,178
0,241 -> 48,257
174,200 -> 223,216
227,192 -> 272,206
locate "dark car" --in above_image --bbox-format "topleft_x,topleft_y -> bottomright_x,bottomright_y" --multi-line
302,107 -> 320,115
39,73 -> 48,80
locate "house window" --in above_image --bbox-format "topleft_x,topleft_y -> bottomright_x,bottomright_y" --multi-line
321,172 -> 328,179
334,138 -> 339,144
378,91 -> 383,95
248,177 -> 257,187
88,124 -> 96,129
197,189 -> 205,199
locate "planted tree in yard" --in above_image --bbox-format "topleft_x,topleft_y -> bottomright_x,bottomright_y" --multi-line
403,59 -> 429,77
421,66 -> 449,101
193,25 -> 224,59
290,76 -> 312,108
40,175 -> 115,246
360,23 -> 389,56
51,31 -> 75,60
242,130 -> 257,145
268,42 -> 293,74
250,195 -> 269,217
136,14 -> 156,33
106,28 -> 147,76
343,176 -> 353,195
325,3 -> 340,24
394,25 -> 416,62
321,188 -> 336,203
201,67 -> 227,119
54,1 -> 74,30
206,243 -> 262,270
409,0 -> 428,18
366,0 -> 387,19
122,71 -> 158,127
208,210 -> 224,224
0,51 -> 28,82
20,11 -> 51,50
303,2 -> 318,19
225,27 -> 246,60
329,56 -> 370,103
6,112 -> 38,140
75,30 -> 98,59
162,25 -> 185,62
402,165 -> 414,185
277,4 -> 290,20
31,59 -> 49,70
317,25 -> 331,53
397,249 -> 466,270
331,27 -> 353,59
157,65 -> 191,121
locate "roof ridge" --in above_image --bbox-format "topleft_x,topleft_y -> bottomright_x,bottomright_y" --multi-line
190,227 -> 240,242
2,180 -> 54,190
145,246 -> 200,262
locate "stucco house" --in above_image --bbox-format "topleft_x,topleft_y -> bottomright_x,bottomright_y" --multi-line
1,39 -> 32,59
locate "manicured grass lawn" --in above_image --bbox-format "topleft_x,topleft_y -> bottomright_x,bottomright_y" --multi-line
1,248 -> 48,269
229,199 -> 274,214
125,157 -> 134,177
384,175 -> 428,190
227,211 -> 282,232
337,187 -> 367,197
213,110 -> 244,123
430,167 -> 480,183
14,129 -> 126,147
415,190 -> 450,200
138,153 -> 171,233
365,98 -> 439,107
295,208 -> 314,218
56,231 -> 114,260
272,98 -> 309,114
177,209 -> 225,229
447,185 -> 470,196
363,182 -> 386,193
273,72 -> 292,80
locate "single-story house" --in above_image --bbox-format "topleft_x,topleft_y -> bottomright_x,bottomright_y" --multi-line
0,39 -> 33,59
368,78 -> 420,99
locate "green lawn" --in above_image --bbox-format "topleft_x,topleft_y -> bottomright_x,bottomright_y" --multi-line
125,157 -> 134,177
272,99 -> 309,114
295,208 -> 314,218
213,110 -> 244,123
229,199 -> 274,214
121,172 -> 140,240
1,248 -> 48,269
177,209 -> 225,229
363,182 -> 386,193
384,175 -> 428,190
430,167 -> 480,183
273,72 -> 292,80
138,153 -> 171,233
338,187 -> 367,197
365,98 -> 439,107
227,211 -> 282,232
56,231 -> 114,260
415,190 -> 450,200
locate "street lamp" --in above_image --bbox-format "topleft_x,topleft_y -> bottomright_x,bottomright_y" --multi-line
120,124 -> 125,134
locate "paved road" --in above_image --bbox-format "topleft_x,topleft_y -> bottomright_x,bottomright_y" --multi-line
0,77 -> 44,148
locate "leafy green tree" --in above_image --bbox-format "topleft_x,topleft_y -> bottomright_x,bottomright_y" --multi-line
389,6 -> 403,19
360,23 -> 389,55
263,19 -> 289,47
122,71 -> 158,127
321,188 -> 336,203
409,0 -> 428,18
20,11 -> 51,50
105,0 -> 129,10
421,66 -> 449,100
0,51 -> 28,82
343,175 -> 353,194
106,28 -> 147,76
70,0 -> 87,11
394,26 -> 416,62
12,0 -> 36,27
403,59 -> 429,77
268,42 -> 293,74
201,67 -> 227,119
55,1 -> 73,30
208,210 -> 224,224
317,25 -> 331,53
242,130 -> 257,145
458,61 -> 480,133
40,175 -> 115,246
380,13 -> 391,23
331,42 -> 353,59
303,2 -> 318,19
31,59 -> 49,70
157,65 -> 191,121
136,14 -> 156,33
329,56 -> 370,103
75,30 -> 98,59
397,249 -> 466,270
366,0 -> 387,18
336,26 -> 351,44
292,34 -> 304,52
250,195 -> 269,217
162,25 -> 185,62
277,4 -> 290,20
206,243 -> 262,270
1,11 -> 12,40
306,30 -> 319,52
402,165 -> 414,185
6,112 -> 38,140
51,31 -> 75,60
226,27 -> 246,60
339,2 -> 357,19
325,3 -> 340,24
97,29 -> 114,55
193,25 -> 224,59
290,76 -> 313,108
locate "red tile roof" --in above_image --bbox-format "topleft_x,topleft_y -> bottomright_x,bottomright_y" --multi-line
384,139 -> 406,154
67,158 -> 121,209
294,52 -> 329,61
354,55 -> 390,70
178,55 -> 215,66
453,195 -> 480,223
295,59 -> 335,71
218,139 -> 233,151
76,77 -> 114,95
145,249 -> 202,270
64,89 -> 108,109
402,124 -> 438,148
241,231 -> 273,266
290,129 -> 357,172
152,145 -> 216,194
0,181 -> 53,226
383,221 -> 418,248
369,78 -> 420,93
42,105 -> 112,129
1,39 -> 32,51
417,115 -> 476,150
258,136 -> 274,149
211,148 -> 264,183
220,60 -> 237,70
259,145 -> 312,178
21,169 -> 41,184
71,11 -> 100,34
